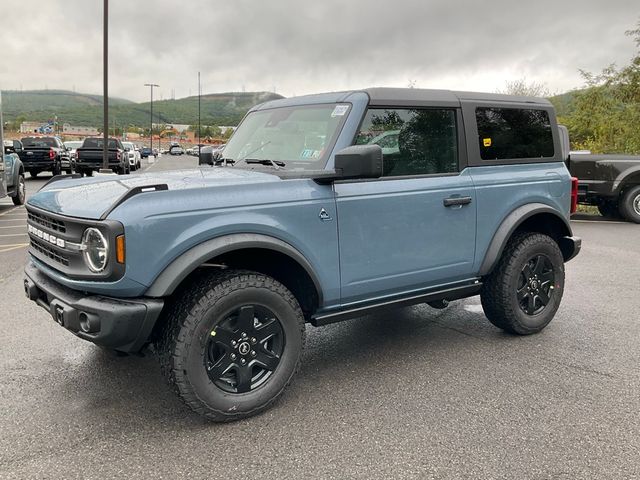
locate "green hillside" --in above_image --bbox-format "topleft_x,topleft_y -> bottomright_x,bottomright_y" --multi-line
2,89 -> 284,128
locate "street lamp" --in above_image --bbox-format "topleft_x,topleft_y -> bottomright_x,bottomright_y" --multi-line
198,71 -> 201,164
100,0 -> 110,173
144,83 -> 159,156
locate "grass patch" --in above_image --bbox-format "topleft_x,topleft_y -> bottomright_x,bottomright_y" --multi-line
577,204 -> 600,215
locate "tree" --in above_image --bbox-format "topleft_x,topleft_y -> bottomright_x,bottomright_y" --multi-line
498,78 -> 549,97
557,20 -> 640,153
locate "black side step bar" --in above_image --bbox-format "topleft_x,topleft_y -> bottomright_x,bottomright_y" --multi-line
311,281 -> 482,327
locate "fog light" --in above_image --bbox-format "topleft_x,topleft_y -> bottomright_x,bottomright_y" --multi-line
78,312 -> 100,333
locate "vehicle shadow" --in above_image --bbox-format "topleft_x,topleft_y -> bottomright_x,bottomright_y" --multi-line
55,302 -> 495,432
571,213 -> 624,222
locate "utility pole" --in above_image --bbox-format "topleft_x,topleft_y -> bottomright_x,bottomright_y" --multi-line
198,71 -> 201,164
144,83 -> 159,156
100,0 -> 110,173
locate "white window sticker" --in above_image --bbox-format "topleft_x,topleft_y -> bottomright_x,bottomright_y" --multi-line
331,104 -> 349,117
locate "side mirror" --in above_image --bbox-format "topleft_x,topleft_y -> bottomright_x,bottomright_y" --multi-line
334,145 -> 383,180
13,140 -> 23,153
199,146 -> 214,165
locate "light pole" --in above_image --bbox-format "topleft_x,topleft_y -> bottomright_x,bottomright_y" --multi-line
100,0 -> 110,173
197,71 -> 201,164
144,83 -> 159,156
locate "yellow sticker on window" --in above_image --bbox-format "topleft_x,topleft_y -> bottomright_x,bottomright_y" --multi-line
483,138 -> 492,147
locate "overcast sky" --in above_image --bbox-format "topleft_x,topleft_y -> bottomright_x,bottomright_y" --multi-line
0,0 -> 638,102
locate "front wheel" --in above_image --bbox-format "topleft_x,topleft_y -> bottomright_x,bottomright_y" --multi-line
481,232 -> 565,335
619,186 -> 640,223
157,270 -> 305,422
11,174 -> 26,205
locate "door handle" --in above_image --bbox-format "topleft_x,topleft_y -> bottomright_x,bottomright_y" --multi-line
443,196 -> 472,207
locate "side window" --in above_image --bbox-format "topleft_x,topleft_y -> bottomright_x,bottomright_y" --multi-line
355,108 -> 458,177
476,107 -> 554,160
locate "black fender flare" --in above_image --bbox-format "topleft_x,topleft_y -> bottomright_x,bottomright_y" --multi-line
144,233 -> 324,302
478,203 -> 573,276
613,166 -> 640,195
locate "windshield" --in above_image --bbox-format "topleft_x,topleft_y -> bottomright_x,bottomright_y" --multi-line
222,103 -> 351,170
123,142 -> 134,149
64,141 -> 82,149
22,137 -> 57,148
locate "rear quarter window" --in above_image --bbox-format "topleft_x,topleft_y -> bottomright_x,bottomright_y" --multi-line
476,107 -> 554,160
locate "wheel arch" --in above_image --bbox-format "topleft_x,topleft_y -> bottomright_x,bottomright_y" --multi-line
615,169 -> 640,196
479,203 -> 574,276
145,233 -> 324,318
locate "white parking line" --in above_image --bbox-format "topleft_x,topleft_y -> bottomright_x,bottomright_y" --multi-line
0,233 -> 29,237
0,208 -> 17,217
0,244 -> 28,253
0,225 -> 26,229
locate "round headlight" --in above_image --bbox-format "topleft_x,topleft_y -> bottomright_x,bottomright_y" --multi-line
82,228 -> 109,272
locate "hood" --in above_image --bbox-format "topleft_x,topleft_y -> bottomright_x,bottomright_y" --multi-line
27,168 -> 280,220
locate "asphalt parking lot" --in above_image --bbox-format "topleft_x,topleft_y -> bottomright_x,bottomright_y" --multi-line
0,157 -> 639,479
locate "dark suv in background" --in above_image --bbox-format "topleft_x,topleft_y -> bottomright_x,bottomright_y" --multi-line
18,136 -> 72,177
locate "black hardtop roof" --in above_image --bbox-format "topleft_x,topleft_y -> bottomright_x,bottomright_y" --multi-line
363,87 -> 552,107
252,87 -> 553,112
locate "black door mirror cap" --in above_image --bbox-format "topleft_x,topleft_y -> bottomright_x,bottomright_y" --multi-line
333,145 -> 383,180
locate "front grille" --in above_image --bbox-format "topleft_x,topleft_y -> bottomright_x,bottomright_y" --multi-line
30,237 -> 70,267
28,211 -> 67,234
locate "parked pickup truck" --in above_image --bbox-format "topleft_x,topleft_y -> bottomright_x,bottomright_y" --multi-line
75,137 -> 130,176
558,127 -> 640,223
18,136 -> 73,178
1,140 -> 26,205
23,88 -> 581,422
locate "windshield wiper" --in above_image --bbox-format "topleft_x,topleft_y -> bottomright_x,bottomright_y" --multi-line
244,158 -> 286,169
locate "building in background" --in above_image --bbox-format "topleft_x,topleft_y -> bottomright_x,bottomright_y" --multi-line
19,121 -> 44,134
62,124 -> 99,136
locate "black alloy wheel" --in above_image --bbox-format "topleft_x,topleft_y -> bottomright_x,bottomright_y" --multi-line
516,254 -> 555,315
205,305 -> 285,394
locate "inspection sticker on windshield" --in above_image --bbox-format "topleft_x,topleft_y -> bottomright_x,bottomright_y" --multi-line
331,104 -> 349,117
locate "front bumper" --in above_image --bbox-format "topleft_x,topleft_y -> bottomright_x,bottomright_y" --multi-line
24,262 -> 164,353
560,236 -> 582,262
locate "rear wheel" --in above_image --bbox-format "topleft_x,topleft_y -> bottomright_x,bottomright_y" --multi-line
481,232 -> 565,335
85,169 -> 94,177
619,186 -> 640,223
157,270 -> 305,422
29,170 -> 39,178
11,174 -> 26,206
52,162 -> 62,176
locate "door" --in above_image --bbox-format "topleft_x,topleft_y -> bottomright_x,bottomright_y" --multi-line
334,107 -> 477,304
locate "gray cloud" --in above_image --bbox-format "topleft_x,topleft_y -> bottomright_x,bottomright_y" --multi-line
1,0 -> 637,101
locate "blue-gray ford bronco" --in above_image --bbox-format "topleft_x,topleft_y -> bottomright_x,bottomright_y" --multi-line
23,88 -> 581,421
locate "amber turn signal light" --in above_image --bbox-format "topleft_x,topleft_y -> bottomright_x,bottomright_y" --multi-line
116,235 -> 126,264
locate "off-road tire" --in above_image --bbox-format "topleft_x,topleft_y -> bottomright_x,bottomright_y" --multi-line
157,269 -> 305,422
11,174 -> 26,206
481,232 -> 565,335
619,186 -> 640,224
52,162 -> 62,176
29,170 -> 38,178
85,169 -> 93,177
